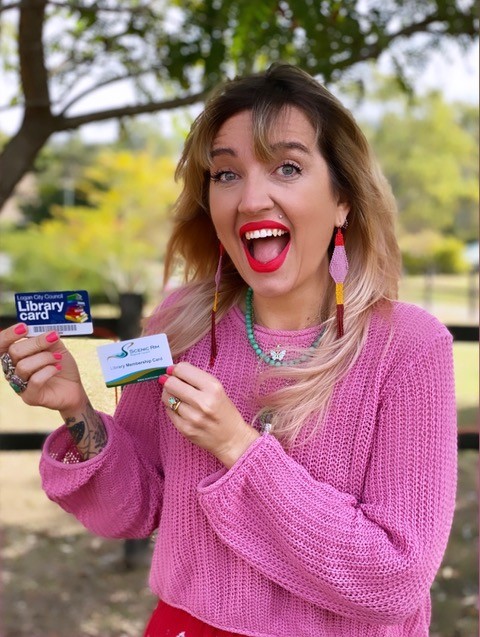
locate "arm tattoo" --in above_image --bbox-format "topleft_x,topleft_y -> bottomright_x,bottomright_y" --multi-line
65,402 -> 107,460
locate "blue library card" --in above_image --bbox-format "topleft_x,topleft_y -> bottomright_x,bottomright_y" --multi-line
15,290 -> 93,336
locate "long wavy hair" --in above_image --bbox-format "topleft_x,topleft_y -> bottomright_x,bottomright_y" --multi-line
146,63 -> 401,446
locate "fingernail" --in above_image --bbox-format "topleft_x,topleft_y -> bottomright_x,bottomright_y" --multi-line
158,374 -> 168,386
14,324 -> 27,335
46,332 -> 59,343
55,363 -> 62,371
166,365 -> 175,375
53,352 -> 62,360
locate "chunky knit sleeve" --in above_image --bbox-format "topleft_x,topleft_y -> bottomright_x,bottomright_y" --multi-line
197,330 -> 457,624
39,380 -> 165,539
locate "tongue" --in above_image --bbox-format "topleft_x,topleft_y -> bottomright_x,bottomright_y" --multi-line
251,236 -> 288,264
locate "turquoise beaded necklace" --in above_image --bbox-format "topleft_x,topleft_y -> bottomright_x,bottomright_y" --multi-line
245,287 -> 325,367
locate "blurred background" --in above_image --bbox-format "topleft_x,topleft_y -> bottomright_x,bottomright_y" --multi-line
0,1 -> 478,636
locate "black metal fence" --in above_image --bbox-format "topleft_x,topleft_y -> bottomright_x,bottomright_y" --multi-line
1,303 -> 478,452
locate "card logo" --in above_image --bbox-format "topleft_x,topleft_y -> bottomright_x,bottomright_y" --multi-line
97,334 -> 173,387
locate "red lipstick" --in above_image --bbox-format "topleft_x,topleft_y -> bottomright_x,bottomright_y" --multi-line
239,220 -> 289,236
239,220 -> 291,273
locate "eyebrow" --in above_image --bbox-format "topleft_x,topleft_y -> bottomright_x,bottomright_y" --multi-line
210,147 -> 237,159
209,140 -> 311,159
270,141 -> 310,154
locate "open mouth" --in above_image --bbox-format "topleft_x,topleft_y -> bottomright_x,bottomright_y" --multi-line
239,221 -> 291,273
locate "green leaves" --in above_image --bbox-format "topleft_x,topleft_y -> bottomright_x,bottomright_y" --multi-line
3,148 -> 180,298
0,0 -> 477,212
370,89 -> 478,242
30,1 -> 480,103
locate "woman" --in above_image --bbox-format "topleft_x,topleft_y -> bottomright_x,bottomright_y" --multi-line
0,64 -> 457,636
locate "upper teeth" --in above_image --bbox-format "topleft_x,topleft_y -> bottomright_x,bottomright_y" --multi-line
244,229 -> 288,240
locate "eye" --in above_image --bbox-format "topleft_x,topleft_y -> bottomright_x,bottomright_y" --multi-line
276,162 -> 302,178
210,170 -> 237,183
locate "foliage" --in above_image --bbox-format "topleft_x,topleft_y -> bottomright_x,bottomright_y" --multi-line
15,121 -> 186,225
2,150 -> 179,299
399,231 -> 469,274
0,0 -> 477,210
19,135 -> 98,224
367,89 -> 479,242
2,223 -> 107,298
115,117 -> 188,156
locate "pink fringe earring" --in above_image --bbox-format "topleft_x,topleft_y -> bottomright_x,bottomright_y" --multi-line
210,243 -> 225,366
329,226 -> 348,338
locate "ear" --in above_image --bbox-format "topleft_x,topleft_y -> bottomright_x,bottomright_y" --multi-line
335,201 -> 350,228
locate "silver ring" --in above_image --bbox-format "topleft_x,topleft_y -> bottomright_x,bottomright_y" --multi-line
9,374 -> 28,394
168,396 -> 181,413
1,353 -> 15,380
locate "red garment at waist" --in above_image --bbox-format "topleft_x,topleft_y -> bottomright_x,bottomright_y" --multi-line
143,600 -> 246,637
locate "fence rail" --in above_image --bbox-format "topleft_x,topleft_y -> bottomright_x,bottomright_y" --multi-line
1,313 -> 478,453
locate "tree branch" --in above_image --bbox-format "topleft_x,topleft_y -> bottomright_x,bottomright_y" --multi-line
57,68 -> 166,115
46,1 -> 154,14
0,1 -> 155,17
333,10 -> 471,72
54,89 -> 210,131
0,2 -> 21,12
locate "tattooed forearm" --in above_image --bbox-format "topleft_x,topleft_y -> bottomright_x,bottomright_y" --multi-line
67,420 -> 86,446
65,402 -> 107,460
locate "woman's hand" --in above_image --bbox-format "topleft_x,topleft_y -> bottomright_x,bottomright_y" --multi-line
159,362 -> 260,468
0,323 -> 89,415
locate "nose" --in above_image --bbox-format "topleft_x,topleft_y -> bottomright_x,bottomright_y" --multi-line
237,172 -> 275,216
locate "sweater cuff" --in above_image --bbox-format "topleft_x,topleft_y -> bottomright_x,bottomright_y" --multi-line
197,433 -> 274,493
41,412 -> 113,470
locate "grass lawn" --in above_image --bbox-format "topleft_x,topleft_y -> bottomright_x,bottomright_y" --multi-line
453,342 -> 479,430
399,272 -> 478,325
399,273 -> 478,430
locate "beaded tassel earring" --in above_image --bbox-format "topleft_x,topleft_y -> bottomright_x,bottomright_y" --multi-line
210,243 -> 225,366
329,225 -> 348,338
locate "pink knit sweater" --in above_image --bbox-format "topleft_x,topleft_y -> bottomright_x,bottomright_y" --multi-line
40,300 -> 457,637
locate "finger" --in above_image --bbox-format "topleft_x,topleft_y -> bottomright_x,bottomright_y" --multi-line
162,390 -> 199,434
0,323 -> 29,354
168,362 -> 217,391
161,374 -> 200,407
8,330 -> 61,365
162,387 -> 185,412
21,365 -> 62,405
14,350 -> 63,382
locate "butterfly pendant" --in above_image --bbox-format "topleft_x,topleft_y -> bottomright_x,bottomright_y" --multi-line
269,346 -> 286,361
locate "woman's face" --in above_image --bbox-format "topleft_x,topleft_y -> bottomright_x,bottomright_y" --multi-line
208,107 -> 349,302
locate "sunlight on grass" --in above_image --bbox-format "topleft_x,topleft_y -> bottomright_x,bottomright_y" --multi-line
0,338 -> 117,432
454,343 -> 479,409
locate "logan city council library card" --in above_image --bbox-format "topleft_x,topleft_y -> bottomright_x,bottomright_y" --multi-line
15,290 -> 93,336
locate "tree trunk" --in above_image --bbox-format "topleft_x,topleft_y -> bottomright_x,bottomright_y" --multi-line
0,117 -> 54,211
0,0 -> 53,211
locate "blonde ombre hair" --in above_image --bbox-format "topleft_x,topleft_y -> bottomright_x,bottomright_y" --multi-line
148,64 -> 401,446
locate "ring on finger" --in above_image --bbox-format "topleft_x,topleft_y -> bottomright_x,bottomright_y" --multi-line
168,396 -> 182,413
9,374 -> 28,394
1,353 -> 15,381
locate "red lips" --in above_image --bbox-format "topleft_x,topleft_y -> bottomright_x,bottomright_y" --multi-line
239,220 -> 291,273
239,221 -> 290,235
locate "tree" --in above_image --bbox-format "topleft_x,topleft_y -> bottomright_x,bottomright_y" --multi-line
0,0 -> 477,211
368,89 -> 478,241
13,117 -> 187,224
18,134 -> 97,224
2,149 -> 180,299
